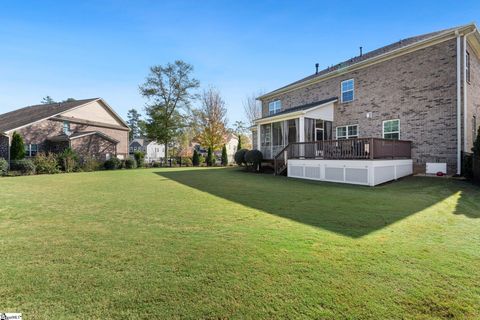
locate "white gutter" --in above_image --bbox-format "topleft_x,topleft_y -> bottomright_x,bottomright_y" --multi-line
463,28 -> 477,152
456,32 -> 462,175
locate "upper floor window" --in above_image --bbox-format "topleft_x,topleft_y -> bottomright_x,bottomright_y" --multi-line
25,144 -> 38,157
63,121 -> 71,135
341,79 -> 355,103
466,51 -> 471,84
383,119 -> 400,140
268,100 -> 281,115
336,125 -> 358,139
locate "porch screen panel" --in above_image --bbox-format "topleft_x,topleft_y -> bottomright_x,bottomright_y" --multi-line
272,121 -> 284,156
252,130 -> 258,150
305,118 -> 315,142
324,121 -> 333,140
261,124 -> 271,159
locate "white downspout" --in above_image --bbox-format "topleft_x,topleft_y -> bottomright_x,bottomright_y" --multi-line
456,32 -> 462,175
463,29 -> 477,153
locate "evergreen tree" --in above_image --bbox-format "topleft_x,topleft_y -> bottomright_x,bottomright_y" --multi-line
192,149 -> 200,166
237,135 -> 242,151
221,144 -> 228,166
10,132 -> 25,160
206,147 -> 214,166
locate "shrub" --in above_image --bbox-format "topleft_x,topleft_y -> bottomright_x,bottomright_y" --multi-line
192,149 -> 200,166
134,151 -> 145,167
183,157 -> 192,167
33,153 -> 60,174
58,148 -> 78,172
125,158 -> 137,169
473,126 -> 480,157
80,157 -> 103,172
198,155 -> 205,166
104,157 -> 121,170
206,147 -> 214,167
245,149 -> 263,172
10,131 -> 25,160
152,161 -> 162,168
11,159 -> 36,175
234,149 -> 248,166
0,158 -> 8,176
221,144 -> 228,166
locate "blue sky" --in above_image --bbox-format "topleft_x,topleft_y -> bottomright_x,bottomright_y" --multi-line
0,1 -> 478,125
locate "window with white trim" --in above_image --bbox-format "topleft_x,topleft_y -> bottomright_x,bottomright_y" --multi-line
25,144 -> 38,157
341,79 -> 354,103
383,119 -> 400,140
336,125 -> 358,139
466,51 -> 471,84
268,100 -> 281,115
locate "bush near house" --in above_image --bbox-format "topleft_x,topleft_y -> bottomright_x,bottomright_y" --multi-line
245,149 -> 263,172
134,151 -> 145,168
10,159 -> 36,175
80,157 -> 103,172
125,158 -> 137,169
10,131 -> 25,161
58,148 -> 78,173
33,153 -> 60,174
234,149 -> 248,166
104,157 -> 121,170
183,157 -> 193,167
0,158 -> 8,176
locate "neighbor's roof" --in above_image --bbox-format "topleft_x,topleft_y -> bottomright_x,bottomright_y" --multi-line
48,131 -> 119,143
0,98 -> 129,133
0,98 -> 98,133
259,23 -> 479,99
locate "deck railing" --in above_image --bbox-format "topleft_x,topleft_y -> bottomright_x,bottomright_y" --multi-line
274,138 -> 412,175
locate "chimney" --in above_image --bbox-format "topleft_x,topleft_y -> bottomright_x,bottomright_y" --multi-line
315,63 -> 319,74
359,46 -> 363,57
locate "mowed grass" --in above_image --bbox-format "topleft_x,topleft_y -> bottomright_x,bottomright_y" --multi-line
0,167 -> 479,319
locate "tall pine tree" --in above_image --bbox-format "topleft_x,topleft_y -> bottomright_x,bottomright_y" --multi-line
221,144 -> 228,166
10,132 -> 25,160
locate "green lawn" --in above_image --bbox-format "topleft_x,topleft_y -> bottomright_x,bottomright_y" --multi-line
1,167 -> 479,319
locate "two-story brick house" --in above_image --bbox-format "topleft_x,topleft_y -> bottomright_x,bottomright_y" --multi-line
0,98 -> 130,162
252,23 -> 480,185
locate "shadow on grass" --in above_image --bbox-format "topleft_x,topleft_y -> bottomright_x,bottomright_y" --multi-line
155,168 -> 480,238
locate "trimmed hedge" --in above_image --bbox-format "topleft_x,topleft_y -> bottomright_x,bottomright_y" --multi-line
245,149 -> 263,172
234,149 -> 249,166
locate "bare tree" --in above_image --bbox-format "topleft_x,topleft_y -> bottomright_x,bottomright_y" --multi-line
243,91 -> 263,125
193,87 -> 228,151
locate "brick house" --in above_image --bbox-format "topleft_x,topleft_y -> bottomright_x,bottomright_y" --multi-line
0,98 -> 130,162
252,23 -> 480,185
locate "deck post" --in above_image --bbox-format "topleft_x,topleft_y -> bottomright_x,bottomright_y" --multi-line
299,116 -> 305,158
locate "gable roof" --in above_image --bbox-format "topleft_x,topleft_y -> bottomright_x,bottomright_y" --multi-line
257,97 -> 338,122
0,98 -> 129,133
259,23 -> 479,100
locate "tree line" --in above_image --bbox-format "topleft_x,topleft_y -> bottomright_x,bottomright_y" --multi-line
127,60 -> 260,163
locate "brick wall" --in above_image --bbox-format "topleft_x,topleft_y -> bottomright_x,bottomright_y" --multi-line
0,135 -> 8,160
261,39 -> 458,173
12,118 -> 129,158
466,42 -> 480,151
70,134 -> 117,161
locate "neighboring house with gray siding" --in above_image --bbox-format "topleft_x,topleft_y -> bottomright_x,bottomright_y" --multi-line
0,98 -> 130,162
129,138 -> 165,163
253,23 -> 480,181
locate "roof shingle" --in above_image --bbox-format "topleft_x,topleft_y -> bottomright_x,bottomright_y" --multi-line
0,98 -> 99,133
